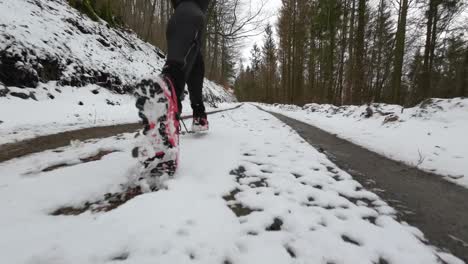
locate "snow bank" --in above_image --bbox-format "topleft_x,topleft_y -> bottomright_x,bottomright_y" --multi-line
0,81 -> 238,145
0,0 -> 236,144
260,98 -> 468,188
0,0 -> 234,103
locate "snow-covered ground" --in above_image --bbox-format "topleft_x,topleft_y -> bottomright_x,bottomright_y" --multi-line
258,98 -> 468,188
0,0 -> 163,86
0,0 -> 236,145
0,105 -> 462,264
0,0 -> 465,261
0,0 -> 236,100
0,82 -> 238,145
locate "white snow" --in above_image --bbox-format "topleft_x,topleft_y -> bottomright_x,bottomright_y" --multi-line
0,0 -> 465,262
0,0 -> 163,84
0,0 -> 236,144
0,104 -> 462,264
258,98 -> 468,188
0,83 -> 135,144
0,82 -> 239,145
0,0 -> 234,102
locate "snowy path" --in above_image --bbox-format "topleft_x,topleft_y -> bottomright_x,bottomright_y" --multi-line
0,83 -> 237,146
0,104 -> 242,163
0,105 -> 462,264
263,108 -> 468,262
258,100 -> 468,188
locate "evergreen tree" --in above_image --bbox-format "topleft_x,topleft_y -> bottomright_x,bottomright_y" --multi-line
261,24 -> 278,102
369,0 -> 394,103
235,0 -> 466,106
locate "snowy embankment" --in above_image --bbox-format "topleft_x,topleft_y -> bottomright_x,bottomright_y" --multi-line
0,105 -> 462,264
0,83 -> 237,145
259,98 -> 468,188
0,0 -> 236,144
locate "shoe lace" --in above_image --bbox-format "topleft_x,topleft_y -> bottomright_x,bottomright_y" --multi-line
177,113 -> 191,134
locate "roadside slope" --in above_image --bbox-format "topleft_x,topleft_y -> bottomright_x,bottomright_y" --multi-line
262,108 -> 468,262
0,0 -> 236,144
259,98 -> 468,188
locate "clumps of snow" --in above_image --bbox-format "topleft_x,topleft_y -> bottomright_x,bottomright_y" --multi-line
411,98 -> 468,120
30,149 -> 120,173
50,185 -> 143,216
0,104 -> 461,263
270,103 -> 302,112
259,97 -> 468,188
300,98 -> 468,122
203,80 -> 237,105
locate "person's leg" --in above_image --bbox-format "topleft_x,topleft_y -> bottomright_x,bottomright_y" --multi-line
187,51 -> 206,114
162,0 -> 206,108
133,1 -> 207,183
187,51 -> 209,131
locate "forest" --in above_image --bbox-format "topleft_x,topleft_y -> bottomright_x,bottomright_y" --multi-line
69,0 -> 467,107
67,0 -> 264,90
236,0 -> 468,106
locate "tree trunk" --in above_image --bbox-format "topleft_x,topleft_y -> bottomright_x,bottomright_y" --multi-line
391,0 -> 408,104
336,0 -> 349,105
145,0 -> 157,41
344,0 -> 355,104
351,0 -> 366,104
421,0 -> 438,101
458,49 -> 468,97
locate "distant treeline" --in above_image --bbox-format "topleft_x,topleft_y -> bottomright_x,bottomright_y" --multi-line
235,0 -> 468,106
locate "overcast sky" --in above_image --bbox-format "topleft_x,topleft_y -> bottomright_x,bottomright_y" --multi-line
239,0 -> 468,66
240,0 -> 282,62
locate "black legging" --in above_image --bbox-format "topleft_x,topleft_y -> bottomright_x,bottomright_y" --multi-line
163,0 -> 209,113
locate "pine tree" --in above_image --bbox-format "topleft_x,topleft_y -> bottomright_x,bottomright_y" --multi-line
261,24 -> 278,102
236,0 -> 465,105
389,0 -> 408,104
369,0 -> 394,102
277,0 -> 293,103
250,44 -> 262,101
350,0 -> 366,104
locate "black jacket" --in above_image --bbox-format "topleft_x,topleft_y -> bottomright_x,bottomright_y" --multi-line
171,0 -> 209,12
